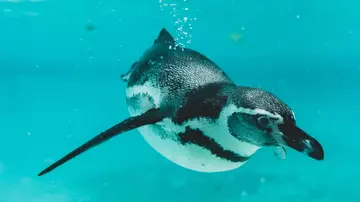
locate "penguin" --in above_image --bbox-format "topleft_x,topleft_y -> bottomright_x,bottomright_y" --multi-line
38,28 -> 324,176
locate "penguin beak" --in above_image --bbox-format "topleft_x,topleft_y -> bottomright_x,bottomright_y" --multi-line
277,123 -> 324,160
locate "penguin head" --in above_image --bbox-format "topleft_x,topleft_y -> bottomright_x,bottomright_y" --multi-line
228,86 -> 324,160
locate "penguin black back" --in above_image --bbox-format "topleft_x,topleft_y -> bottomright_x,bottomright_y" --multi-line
125,28 -> 234,108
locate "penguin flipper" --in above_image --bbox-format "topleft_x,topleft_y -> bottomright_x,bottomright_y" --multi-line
38,108 -> 166,176
273,146 -> 287,160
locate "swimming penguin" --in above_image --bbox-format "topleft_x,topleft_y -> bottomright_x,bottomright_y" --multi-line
38,28 -> 324,176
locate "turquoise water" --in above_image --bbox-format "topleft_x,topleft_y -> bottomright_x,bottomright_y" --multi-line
1,0 -> 359,201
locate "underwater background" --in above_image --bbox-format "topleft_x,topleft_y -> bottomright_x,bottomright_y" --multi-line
1,0 -> 359,201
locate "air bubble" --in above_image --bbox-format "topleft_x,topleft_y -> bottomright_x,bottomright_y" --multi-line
159,0 -> 198,48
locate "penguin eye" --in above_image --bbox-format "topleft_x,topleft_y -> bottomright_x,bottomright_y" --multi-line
257,116 -> 270,128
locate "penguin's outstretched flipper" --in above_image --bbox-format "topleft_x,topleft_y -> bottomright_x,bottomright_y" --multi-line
38,108 -> 166,176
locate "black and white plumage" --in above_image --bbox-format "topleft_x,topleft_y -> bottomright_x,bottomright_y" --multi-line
38,28 -> 324,176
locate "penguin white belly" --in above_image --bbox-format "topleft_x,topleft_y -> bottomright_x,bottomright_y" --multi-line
126,83 -> 261,172
137,125 -> 243,172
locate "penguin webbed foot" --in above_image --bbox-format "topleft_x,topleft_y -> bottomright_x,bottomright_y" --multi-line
121,61 -> 139,82
273,146 -> 287,160
121,73 -> 130,82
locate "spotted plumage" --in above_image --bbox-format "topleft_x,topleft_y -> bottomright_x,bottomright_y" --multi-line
38,28 -> 324,176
